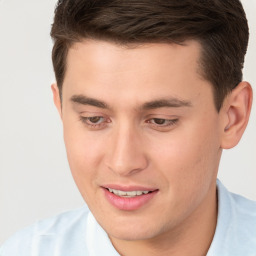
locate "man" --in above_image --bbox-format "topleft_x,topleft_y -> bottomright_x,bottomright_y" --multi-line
1,0 -> 255,255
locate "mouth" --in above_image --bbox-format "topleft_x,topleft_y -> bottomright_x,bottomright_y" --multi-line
106,188 -> 153,198
102,186 -> 158,211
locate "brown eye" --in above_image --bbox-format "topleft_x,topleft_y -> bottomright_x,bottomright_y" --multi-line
88,116 -> 103,124
80,116 -> 107,127
153,118 -> 166,125
146,118 -> 179,129
80,115 -> 110,130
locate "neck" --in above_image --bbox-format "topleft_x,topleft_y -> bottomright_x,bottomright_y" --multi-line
110,181 -> 218,256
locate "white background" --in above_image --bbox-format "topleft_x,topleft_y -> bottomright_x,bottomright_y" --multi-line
0,0 -> 255,244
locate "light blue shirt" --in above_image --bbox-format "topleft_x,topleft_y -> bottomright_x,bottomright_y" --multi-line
1,180 -> 256,256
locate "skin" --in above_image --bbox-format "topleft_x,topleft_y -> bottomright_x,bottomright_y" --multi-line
52,39 -> 252,256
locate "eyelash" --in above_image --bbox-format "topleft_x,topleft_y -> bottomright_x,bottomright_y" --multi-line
146,118 -> 179,128
79,116 -> 179,130
79,116 -> 110,129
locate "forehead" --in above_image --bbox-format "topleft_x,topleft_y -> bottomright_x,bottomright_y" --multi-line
65,39 -> 204,82
63,39 -> 213,110
66,39 -> 203,75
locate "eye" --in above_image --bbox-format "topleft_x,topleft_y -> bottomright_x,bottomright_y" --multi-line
148,118 -> 178,125
79,116 -> 110,129
86,116 -> 104,124
146,118 -> 178,130
151,118 -> 167,125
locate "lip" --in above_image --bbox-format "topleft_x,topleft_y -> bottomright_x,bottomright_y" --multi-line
101,185 -> 159,211
102,184 -> 157,192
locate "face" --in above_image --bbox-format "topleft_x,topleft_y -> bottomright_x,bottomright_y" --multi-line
55,39 -> 223,241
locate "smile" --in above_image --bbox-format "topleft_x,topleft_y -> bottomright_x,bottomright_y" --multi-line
107,188 -> 151,197
103,186 -> 158,211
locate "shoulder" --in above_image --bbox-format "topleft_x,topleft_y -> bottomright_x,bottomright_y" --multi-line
227,187 -> 256,240
208,180 -> 256,255
218,180 -> 256,226
230,190 -> 256,214
36,205 -> 90,234
0,206 -> 90,256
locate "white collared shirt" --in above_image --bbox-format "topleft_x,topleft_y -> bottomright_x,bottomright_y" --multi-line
1,180 -> 256,256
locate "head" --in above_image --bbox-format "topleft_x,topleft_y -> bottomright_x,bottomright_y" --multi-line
50,0 -> 252,248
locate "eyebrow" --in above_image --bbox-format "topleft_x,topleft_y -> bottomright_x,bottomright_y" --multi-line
71,95 -> 110,109
70,94 -> 192,110
141,98 -> 192,110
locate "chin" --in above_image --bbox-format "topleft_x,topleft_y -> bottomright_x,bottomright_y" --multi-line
109,229 -> 156,241
104,218 -> 166,241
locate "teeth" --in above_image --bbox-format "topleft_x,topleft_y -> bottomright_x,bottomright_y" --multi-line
108,189 -> 151,197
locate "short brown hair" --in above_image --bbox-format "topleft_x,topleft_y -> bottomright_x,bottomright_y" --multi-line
50,0 -> 249,111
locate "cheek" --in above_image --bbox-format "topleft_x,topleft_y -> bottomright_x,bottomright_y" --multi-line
150,122 -> 220,194
62,121 -> 105,188
149,127 -> 220,222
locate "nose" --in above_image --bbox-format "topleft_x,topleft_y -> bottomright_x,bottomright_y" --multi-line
106,124 -> 148,176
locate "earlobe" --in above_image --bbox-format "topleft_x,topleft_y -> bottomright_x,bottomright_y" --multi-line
51,83 -> 62,119
220,82 -> 253,149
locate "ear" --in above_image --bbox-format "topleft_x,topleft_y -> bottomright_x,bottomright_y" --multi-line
51,83 -> 62,119
220,82 -> 253,149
